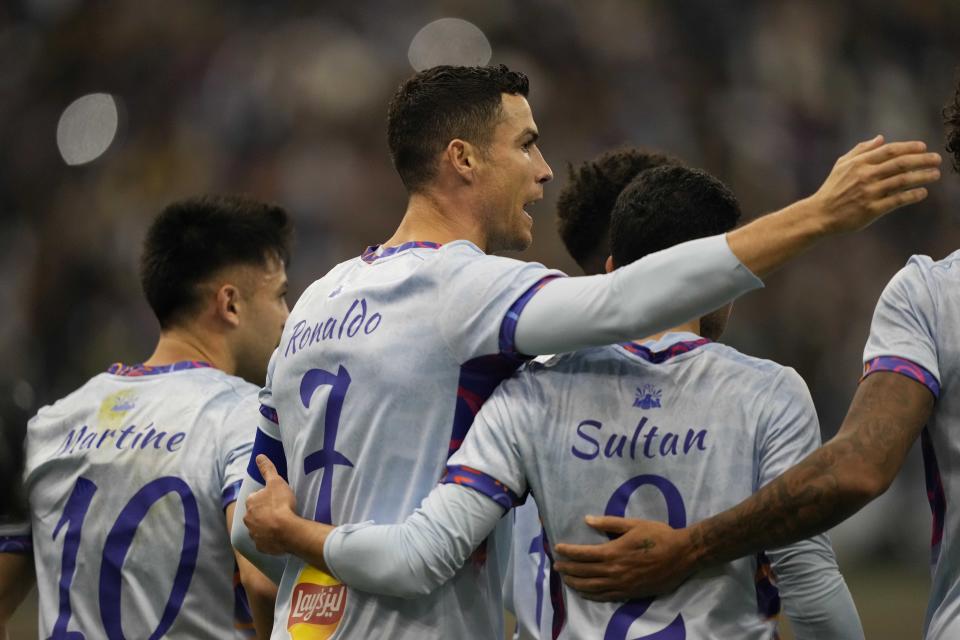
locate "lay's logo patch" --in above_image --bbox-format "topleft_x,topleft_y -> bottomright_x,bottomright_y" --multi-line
288,566 -> 347,639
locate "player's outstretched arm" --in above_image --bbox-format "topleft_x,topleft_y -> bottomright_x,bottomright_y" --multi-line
514,137 -> 940,357
553,371 -> 933,601
0,552 -> 34,630
244,456 -> 505,599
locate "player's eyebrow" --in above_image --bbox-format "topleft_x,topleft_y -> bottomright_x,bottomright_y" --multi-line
516,128 -> 539,145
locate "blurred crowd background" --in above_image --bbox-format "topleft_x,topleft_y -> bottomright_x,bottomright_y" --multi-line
2,0 -> 959,636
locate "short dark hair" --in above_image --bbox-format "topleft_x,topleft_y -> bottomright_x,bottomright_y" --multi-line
556,148 -> 681,274
387,64 -> 529,192
140,195 -> 292,329
945,72 -> 960,172
610,165 -> 741,268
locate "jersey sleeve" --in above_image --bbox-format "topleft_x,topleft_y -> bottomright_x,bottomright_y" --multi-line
441,370 -> 538,508
0,522 -> 31,554
755,367 -> 865,639
323,483 -> 504,598
219,391 -> 260,509
229,352 -> 288,583
862,257 -> 941,398
436,246 -> 564,362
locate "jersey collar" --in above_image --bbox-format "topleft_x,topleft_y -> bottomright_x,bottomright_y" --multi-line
619,332 -> 711,364
106,361 -> 214,377
361,241 -> 442,264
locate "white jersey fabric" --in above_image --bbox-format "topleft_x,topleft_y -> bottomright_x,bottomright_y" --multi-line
507,496 -> 552,640
862,251 -> 960,639
443,334 -> 862,638
0,361 -> 259,638
324,332 -> 863,639
234,237 -> 761,640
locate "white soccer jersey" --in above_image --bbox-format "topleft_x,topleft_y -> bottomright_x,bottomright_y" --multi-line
446,332 -> 860,639
508,496 -> 552,640
252,241 -> 564,639
0,361 -> 260,638
862,251 -> 960,639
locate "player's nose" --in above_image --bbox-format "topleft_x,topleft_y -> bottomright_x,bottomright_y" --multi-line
535,147 -> 553,184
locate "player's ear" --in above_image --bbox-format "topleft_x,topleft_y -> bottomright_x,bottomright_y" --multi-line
604,255 -> 615,274
216,283 -> 242,328
445,139 -> 478,183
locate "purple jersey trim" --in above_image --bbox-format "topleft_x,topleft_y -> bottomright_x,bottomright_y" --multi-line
541,529 -> 567,639
233,564 -> 257,637
498,275 -> 563,358
921,428 -> 946,565
259,404 -> 279,424
442,465 -> 523,511
620,337 -> 711,364
106,360 -> 213,377
0,534 -> 31,554
221,480 -> 243,510
450,354 -> 522,456
247,428 -> 288,484
360,241 -> 442,264
862,356 -> 940,398
754,552 -> 781,619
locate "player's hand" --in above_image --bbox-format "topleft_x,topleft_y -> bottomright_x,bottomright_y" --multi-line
810,135 -> 941,233
244,455 -> 298,555
553,516 -> 695,602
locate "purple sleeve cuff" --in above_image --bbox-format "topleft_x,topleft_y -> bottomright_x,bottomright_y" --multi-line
247,428 -> 288,484
221,480 -> 243,510
862,356 -> 940,399
0,534 -> 32,554
441,465 -> 523,511
498,275 -> 563,358
259,404 -> 279,424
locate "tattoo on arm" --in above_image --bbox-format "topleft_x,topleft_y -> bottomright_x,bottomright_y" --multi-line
688,371 -> 934,569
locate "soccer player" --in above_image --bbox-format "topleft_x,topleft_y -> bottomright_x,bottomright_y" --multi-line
232,64 -> 939,639
547,83 -> 960,640
0,196 -> 289,638
243,164 -> 865,639
507,147 -> 682,640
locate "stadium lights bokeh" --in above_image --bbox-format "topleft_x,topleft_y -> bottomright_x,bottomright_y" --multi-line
408,18 -> 492,71
56,92 -> 118,166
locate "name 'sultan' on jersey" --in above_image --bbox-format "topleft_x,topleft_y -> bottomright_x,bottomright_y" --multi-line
284,297 -> 383,359
572,416 -> 708,462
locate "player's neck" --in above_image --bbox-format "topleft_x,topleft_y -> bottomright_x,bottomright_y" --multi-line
144,326 -> 234,375
384,191 -> 489,252
636,319 -> 701,345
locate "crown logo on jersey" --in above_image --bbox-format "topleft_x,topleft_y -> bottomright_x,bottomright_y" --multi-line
633,384 -> 662,409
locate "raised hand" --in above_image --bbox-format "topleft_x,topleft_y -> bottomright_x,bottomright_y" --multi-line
244,455 -> 298,555
810,135 -> 941,233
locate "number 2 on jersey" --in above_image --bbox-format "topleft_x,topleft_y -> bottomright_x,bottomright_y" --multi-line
603,474 -> 686,640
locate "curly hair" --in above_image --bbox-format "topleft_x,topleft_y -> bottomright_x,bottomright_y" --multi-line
387,65 -> 529,192
945,73 -> 960,173
556,147 -> 681,274
610,165 -> 741,268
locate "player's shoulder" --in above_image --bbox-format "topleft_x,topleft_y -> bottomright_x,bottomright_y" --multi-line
30,371 -> 114,425
434,240 -> 549,274
700,342 -> 803,388
890,250 -> 960,288
295,257 -> 365,303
